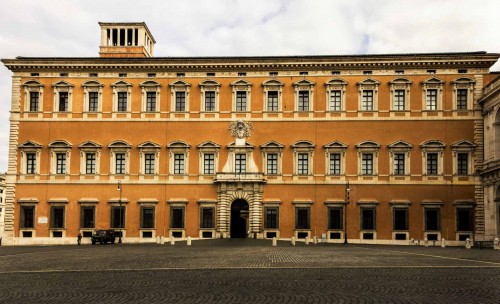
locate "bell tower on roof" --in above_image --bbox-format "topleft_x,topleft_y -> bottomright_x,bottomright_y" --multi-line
98,22 -> 155,58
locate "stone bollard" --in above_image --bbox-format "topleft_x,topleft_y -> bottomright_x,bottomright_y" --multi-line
424,238 -> 429,247
441,238 -> 446,248
160,236 -> 165,245
313,236 -> 318,244
170,238 -> 175,246
494,238 -> 500,250
187,236 -> 192,246
465,238 -> 472,249
291,237 -> 295,246
410,238 -> 415,246
272,237 -> 277,247
156,236 -> 161,244
305,237 -> 310,245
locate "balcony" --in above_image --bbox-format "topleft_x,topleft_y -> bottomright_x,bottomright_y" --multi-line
214,172 -> 266,183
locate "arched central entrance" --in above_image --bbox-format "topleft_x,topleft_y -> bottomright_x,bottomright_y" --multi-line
231,200 -> 249,238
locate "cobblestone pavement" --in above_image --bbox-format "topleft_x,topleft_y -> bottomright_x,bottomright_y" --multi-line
0,239 -> 498,303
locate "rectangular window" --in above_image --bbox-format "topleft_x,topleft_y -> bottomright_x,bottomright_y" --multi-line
50,206 -> 65,229
56,153 -> 66,174
267,91 -> 278,111
265,207 -> 279,229
330,90 -> 341,111
297,153 -> 309,175
295,207 -> 310,229
266,153 -> 278,175
298,91 -> 309,111
425,208 -> 440,231
29,92 -> 39,112
361,207 -> 376,230
80,206 -> 95,228
117,92 -> 128,112
427,153 -> 438,175
170,207 -> 185,228
58,92 -> 68,112
393,153 -> 405,175
115,153 -> 126,174
203,153 -> 215,175
361,90 -> 373,111
456,208 -> 473,231
235,153 -> 246,174
26,153 -> 36,174
236,91 -> 247,112
394,89 -> 405,111
393,208 -> 408,230
329,153 -> 341,175
361,153 -> 373,175
174,154 -> 185,175
205,91 -> 215,112
86,153 -> 96,174
88,92 -> 98,112
111,206 -> 125,229
175,91 -> 186,111
456,89 -> 468,110
328,207 -> 343,230
141,207 -> 155,229
146,92 -> 156,112
20,206 -> 35,228
457,153 -> 469,175
200,207 -> 215,228
426,89 -> 437,110
144,153 -> 155,175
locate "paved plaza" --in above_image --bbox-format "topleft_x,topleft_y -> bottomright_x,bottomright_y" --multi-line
0,239 -> 498,303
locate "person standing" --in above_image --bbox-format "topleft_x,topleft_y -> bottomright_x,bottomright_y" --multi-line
77,233 -> 82,246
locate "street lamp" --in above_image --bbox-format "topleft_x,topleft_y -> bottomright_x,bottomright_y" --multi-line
344,180 -> 350,244
117,180 -> 123,244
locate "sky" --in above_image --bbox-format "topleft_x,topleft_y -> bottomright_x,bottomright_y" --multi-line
1,0 -> 500,173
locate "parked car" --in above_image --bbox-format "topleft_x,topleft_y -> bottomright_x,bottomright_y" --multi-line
91,229 -> 116,245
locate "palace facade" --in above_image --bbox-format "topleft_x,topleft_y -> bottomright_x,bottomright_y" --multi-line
2,22 -> 500,245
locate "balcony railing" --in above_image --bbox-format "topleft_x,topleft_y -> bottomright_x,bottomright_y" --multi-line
215,172 -> 266,183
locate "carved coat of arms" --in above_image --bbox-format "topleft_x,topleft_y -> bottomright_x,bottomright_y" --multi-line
228,120 -> 253,139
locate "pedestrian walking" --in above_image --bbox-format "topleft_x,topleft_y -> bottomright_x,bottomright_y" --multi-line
77,233 -> 82,246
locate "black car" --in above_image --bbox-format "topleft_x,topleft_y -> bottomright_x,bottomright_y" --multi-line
91,229 -> 116,245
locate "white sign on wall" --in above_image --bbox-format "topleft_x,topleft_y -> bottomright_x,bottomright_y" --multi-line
38,216 -> 48,224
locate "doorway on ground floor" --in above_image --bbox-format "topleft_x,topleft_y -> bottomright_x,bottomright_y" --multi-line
230,199 -> 249,238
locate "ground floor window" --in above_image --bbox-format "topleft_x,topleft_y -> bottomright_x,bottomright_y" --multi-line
425,208 -> 440,231
264,207 -> 279,229
328,207 -> 343,230
361,207 -> 376,230
20,206 -> 35,228
141,207 -> 155,229
50,206 -> 65,229
170,207 -> 185,229
200,207 -> 214,228
295,207 -> 310,229
393,207 -> 408,231
456,207 -> 473,231
111,206 -> 126,228
80,206 -> 95,228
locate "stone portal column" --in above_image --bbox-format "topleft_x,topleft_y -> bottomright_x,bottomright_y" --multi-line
249,183 -> 263,238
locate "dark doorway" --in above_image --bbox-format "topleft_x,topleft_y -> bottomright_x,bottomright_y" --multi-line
231,200 -> 249,238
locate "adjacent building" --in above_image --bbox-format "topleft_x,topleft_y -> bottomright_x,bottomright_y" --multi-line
1,22 -> 499,245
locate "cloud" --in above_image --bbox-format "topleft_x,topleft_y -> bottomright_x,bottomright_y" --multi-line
0,0 -> 500,172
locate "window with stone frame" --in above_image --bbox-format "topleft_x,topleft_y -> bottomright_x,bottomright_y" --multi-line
108,140 -> 131,175
293,79 -> 315,112
328,206 -> 343,230
140,206 -> 155,229
168,141 -> 190,176
357,78 -> 380,112
110,205 -> 126,229
22,80 -> 44,113
19,141 -> 42,175
456,207 -> 473,231
291,140 -> 315,176
49,140 -> 72,175
325,78 -> 347,112
139,80 -> 161,113
235,153 -> 247,173
111,80 -> 133,113
200,207 -> 215,228
420,140 -> 445,176
138,141 -> 161,176
80,205 -> 95,228
388,78 -> 412,111
169,80 -> 191,112
265,207 -> 279,229
356,141 -> 380,176
421,77 -> 444,111
324,141 -> 348,176
50,205 -> 65,229
393,207 -> 408,230
197,141 -> 221,175
451,78 -> 475,111
261,141 -> 284,176
78,141 -> 102,175
424,207 -> 440,231
231,79 -> 252,112
295,207 -> 310,229
52,81 -> 74,112
388,140 -> 412,176
82,80 -> 104,113
170,206 -> 185,229
199,80 -> 221,112
451,140 -> 476,176
20,205 -> 35,228
361,207 -> 376,230
262,79 -> 284,112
